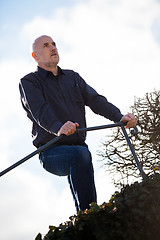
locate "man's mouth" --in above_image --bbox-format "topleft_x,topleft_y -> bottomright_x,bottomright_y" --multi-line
51,53 -> 57,57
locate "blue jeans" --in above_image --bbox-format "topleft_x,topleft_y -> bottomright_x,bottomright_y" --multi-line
39,144 -> 97,211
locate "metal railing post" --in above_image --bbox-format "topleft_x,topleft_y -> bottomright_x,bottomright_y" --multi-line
120,124 -> 147,180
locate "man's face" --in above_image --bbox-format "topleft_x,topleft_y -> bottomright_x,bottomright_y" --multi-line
33,36 -> 60,68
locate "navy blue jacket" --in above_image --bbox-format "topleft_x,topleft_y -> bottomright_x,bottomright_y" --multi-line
19,66 -> 123,147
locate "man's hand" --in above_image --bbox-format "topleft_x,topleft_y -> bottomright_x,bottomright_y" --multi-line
120,113 -> 137,128
57,121 -> 79,136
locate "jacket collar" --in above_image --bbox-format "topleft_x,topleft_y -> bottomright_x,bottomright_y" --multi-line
37,66 -> 64,78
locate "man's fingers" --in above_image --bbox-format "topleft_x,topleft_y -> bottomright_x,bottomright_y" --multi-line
58,121 -> 79,136
121,114 -> 137,128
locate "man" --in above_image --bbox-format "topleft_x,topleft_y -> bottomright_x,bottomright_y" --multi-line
19,35 -> 137,212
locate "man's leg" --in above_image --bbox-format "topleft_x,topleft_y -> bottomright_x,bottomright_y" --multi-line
68,145 -> 97,211
39,144 -> 97,211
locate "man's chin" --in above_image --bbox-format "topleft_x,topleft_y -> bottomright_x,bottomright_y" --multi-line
45,61 -> 59,68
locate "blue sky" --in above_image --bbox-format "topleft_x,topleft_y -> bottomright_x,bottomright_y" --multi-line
1,0 -> 160,239
0,0 -> 86,60
0,0 -> 82,24
0,1 -> 70,58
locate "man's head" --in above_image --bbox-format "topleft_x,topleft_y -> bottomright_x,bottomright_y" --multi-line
32,35 -> 59,70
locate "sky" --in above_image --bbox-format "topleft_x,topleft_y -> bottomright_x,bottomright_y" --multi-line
0,0 -> 160,239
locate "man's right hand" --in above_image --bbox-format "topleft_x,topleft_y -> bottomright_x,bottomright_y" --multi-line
57,121 -> 79,136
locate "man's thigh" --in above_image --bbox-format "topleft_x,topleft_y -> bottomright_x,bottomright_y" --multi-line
39,144 -> 90,176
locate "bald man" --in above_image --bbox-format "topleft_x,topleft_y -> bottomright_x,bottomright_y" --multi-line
19,35 -> 136,212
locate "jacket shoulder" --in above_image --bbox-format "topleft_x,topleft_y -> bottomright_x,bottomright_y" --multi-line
62,69 -> 78,76
20,72 -> 36,81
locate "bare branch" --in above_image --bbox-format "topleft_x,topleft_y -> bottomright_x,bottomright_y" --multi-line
98,89 -> 160,187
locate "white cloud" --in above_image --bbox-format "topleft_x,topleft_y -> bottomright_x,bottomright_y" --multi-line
21,0 -> 160,107
1,0 -> 160,239
0,168 -> 75,240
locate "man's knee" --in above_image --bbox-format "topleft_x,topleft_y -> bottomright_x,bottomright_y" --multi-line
73,146 -> 92,167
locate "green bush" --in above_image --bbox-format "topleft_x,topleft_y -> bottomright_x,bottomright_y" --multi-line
36,173 -> 160,240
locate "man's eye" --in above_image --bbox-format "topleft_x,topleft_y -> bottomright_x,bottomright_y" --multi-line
52,42 -> 56,46
44,43 -> 48,47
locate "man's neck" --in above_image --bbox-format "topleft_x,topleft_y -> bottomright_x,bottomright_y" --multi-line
38,63 -> 58,76
50,66 -> 58,76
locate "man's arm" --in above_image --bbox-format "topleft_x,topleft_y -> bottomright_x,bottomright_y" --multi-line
19,77 -> 63,135
76,73 -> 137,127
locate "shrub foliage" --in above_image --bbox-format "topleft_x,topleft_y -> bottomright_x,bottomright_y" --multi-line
36,173 -> 160,240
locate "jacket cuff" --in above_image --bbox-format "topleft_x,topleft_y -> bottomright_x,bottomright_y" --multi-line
50,121 -> 63,135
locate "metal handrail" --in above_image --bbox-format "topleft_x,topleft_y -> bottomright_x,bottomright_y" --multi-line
0,121 -> 146,179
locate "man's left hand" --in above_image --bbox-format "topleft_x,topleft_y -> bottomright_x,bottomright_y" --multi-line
120,113 -> 137,128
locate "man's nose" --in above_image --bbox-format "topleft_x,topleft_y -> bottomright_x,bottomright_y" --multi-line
50,45 -> 56,51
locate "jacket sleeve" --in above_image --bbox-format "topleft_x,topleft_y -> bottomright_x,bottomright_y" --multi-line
19,75 -> 62,135
76,73 -> 123,122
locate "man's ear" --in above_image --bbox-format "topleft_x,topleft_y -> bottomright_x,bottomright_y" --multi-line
32,52 -> 38,61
